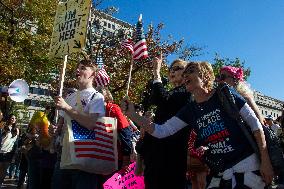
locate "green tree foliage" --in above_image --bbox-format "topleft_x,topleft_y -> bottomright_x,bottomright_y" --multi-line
212,53 -> 251,80
0,0 -> 61,86
0,1 -> 202,106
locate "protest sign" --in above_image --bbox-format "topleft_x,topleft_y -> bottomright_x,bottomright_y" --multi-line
49,0 -> 91,57
104,162 -> 145,189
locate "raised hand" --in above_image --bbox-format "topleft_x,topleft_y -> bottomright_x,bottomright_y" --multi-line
153,52 -> 163,79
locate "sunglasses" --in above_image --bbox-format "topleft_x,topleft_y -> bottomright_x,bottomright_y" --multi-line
182,66 -> 196,77
169,66 -> 184,72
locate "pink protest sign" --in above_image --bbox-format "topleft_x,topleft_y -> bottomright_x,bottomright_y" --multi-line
103,162 -> 145,189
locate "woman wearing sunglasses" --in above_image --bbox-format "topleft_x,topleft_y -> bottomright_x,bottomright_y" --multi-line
136,53 -> 191,189
122,62 -> 273,189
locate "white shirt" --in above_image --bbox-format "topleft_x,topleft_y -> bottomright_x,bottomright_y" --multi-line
59,87 -> 105,117
0,127 -> 18,153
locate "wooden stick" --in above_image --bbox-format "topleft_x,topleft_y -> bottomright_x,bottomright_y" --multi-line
126,58 -> 133,96
59,55 -> 68,96
54,55 -> 68,123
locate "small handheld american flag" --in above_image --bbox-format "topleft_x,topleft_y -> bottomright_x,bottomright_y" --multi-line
95,55 -> 110,87
121,39 -> 134,54
133,15 -> 149,60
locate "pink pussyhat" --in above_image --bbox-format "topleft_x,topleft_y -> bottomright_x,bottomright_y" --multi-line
220,66 -> 244,81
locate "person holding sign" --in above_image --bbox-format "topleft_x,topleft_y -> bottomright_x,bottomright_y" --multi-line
122,62 -> 274,189
52,58 -> 105,189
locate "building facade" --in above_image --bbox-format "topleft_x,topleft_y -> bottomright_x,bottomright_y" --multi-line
24,83 -> 53,118
254,91 -> 284,120
89,9 -> 133,47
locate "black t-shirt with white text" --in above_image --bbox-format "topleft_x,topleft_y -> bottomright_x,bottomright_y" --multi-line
176,88 -> 254,172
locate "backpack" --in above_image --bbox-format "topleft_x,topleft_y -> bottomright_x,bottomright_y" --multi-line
216,83 -> 284,183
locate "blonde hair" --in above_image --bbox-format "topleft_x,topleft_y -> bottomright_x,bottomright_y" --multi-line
236,81 -> 254,98
100,88 -> 113,102
183,61 -> 215,90
170,59 -> 187,68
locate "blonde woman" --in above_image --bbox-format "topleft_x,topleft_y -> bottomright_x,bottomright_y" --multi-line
122,62 -> 273,189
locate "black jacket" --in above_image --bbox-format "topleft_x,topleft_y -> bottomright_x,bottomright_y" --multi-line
139,82 -> 191,189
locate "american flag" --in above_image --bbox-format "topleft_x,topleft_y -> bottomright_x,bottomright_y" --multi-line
133,16 -> 149,60
121,39 -> 134,54
95,55 -> 110,87
72,120 -> 115,161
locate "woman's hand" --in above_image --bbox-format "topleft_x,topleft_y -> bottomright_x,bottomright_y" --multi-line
153,53 -> 163,79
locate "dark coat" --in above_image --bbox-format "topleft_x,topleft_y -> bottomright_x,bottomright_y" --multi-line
138,82 -> 191,189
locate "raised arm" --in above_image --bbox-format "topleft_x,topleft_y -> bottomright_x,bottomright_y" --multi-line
122,98 -> 188,138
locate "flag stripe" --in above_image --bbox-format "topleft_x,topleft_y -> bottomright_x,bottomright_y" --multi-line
96,122 -> 113,128
134,50 -> 149,60
133,18 -> 148,60
74,141 -> 113,149
76,154 -> 115,161
95,136 -> 113,145
96,131 -> 113,140
95,126 -> 113,134
75,148 -> 114,155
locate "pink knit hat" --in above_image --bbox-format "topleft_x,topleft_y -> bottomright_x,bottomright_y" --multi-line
220,66 -> 244,81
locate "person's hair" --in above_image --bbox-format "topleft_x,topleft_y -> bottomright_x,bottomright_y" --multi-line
100,88 -> 113,103
78,58 -> 98,72
235,81 -> 254,98
169,59 -> 187,68
183,61 -> 215,91
3,114 -> 18,138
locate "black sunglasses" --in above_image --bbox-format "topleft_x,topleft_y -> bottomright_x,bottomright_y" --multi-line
169,66 -> 184,72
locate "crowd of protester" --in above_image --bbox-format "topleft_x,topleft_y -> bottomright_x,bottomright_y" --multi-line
0,54 -> 283,189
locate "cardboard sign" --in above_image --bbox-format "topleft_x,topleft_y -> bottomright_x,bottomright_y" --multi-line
49,0 -> 91,57
103,163 -> 145,189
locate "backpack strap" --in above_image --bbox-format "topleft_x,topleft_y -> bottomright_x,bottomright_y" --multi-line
216,83 -> 260,159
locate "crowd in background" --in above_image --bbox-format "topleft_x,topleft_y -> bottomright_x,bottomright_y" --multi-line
0,54 -> 283,189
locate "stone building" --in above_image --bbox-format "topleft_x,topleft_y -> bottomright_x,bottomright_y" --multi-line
254,91 -> 284,120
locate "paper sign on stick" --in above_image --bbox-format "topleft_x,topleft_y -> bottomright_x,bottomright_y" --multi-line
49,0 -> 91,57
103,163 -> 145,189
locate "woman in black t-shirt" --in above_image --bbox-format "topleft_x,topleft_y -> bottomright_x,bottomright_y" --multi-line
123,62 -> 274,189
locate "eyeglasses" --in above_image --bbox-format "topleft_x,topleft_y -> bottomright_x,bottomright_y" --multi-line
182,66 -> 196,78
217,74 -> 234,81
169,66 -> 184,72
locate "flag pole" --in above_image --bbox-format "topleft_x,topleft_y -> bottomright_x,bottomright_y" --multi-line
54,54 -> 68,123
126,58 -> 133,96
125,14 -> 142,96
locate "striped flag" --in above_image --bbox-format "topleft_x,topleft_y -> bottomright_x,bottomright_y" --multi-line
133,16 -> 149,60
72,119 -> 115,161
95,56 -> 110,87
121,39 -> 134,54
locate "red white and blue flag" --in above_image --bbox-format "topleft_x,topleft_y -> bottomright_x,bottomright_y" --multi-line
72,119 -> 116,161
121,39 -> 134,54
133,17 -> 148,60
95,55 -> 110,87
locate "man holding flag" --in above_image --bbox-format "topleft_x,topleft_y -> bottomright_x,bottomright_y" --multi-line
53,58 -> 106,189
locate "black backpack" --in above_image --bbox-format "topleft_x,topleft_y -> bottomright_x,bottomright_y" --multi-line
216,83 -> 284,183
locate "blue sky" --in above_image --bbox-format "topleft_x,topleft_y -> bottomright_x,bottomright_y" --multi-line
99,0 -> 284,101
